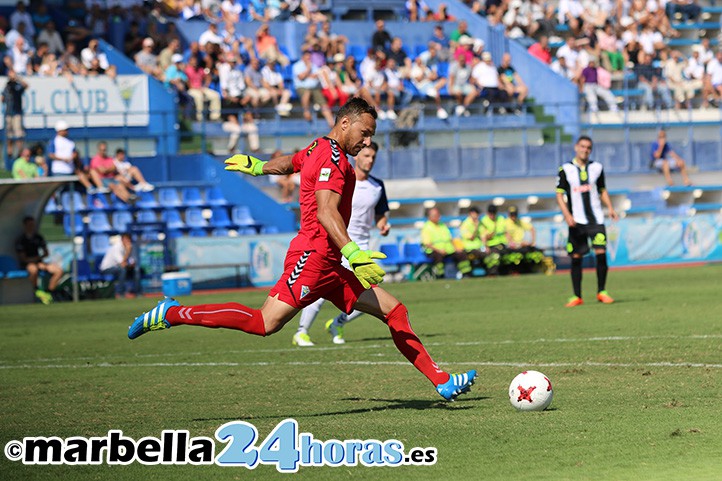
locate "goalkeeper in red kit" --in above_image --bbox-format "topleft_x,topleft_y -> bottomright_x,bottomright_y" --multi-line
128,97 -> 476,401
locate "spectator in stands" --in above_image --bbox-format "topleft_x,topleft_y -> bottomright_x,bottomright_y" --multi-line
557,0 -> 584,36
528,35 -> 552,64
319,55 -> 349,109
4,36 -> 31,76
429,2 -> 456,22
268,149 -> 300,203
244,57 -> 272,112
2,69 -> 27,160
30,42 -> 48,74
319,20 -> 347,57
336,55 -> 368,103
361,53 -> 389,118
218,52 -> 249,107
164,54 -> 194,119
503,0 -> 531,39
124,21 -> 143,57
49,121 -> 85,183
551,55 -> 576,81
448,55 -> 475,116
498,53 -> 528,112
38,52 -> 60,77
80,39 -> 112,74
459,206 -> 485,269
505,206 -> 545,274
665,0 -> 701,23
480,204 -> 510,276
199,21 -> 224,48
135,38 -> 162,79
684,48 -> 710,106
371,19 -> 392,53
634,51 -> 673,110
410,56 -> 448,119
113,148 -> 154,192
597,22 -> 624,72
428,24 -> 451,60
10,1 -> 35,39
638,22 -> 664,59
307,40 -> 326,68
471,51 -> 509,111
387,37 -> 412,78
292,49 -> 334,126
383,57 -> 412,119
255,23 -> 289,67
580,57 -> 618,113
418,42 -> 443,71
185,55 -> 222,121
663,49 -> 697,110
31,144 -> 48,177
36,21 -> 64,57
86,4 -> 108,39
650,129 -> 693,186
59,41 -> 83,75
261,59 -> 293,116
99,234 -> 139,299
12,147 -> 38,180
16,216 -> 63,305
452,36 -> 474,65
406,0 -> 432,21
485,0 -> 507,26
221,0 -> 243,23
159,38 -> 181,73
421,206 -> 472,279
89,141 -> 137,202
223,111 -> 260,154
705,49 -> 722,103
5,20 -> 33,51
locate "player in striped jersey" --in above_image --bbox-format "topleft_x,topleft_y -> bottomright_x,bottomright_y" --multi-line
556,135 -> 618,307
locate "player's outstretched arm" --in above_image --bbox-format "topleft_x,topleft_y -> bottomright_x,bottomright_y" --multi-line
224,153 -> 295,176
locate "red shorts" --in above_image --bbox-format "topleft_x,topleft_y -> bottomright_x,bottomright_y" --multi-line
269,249 -> 366,313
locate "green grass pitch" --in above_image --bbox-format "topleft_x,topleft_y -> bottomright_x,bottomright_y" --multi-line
1,265 -> 722,480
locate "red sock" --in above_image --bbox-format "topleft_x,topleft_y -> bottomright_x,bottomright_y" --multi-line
385,303 -> 449,386
166,303 -> 266,336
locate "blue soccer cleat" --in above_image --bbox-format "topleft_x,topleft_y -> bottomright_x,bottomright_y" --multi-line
436,369 -> 477,401
128,297 -> 180,340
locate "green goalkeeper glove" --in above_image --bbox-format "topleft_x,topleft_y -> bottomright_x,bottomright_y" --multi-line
224,154 -> 267,176
341,241 -> 387,289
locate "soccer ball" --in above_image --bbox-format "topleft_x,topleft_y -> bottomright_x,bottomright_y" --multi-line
509,370 -> 553,411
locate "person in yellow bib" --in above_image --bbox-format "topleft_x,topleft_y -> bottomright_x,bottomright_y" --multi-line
480,204 -> 511,276
459,206 -> 485,272
420,207 -> 471,278
505,205 -> 545,273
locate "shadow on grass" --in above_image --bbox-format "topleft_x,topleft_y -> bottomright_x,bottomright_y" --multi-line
355,332 -> 446,343
193,395 -> 490,422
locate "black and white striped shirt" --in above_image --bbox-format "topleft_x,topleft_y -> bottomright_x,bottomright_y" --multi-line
556,159 -> 607,225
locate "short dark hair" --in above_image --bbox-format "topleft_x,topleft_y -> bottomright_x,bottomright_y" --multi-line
367,141 -> 379,152
23,216 -> 34,225
116,148 -> 125,155
335,97 -> 377,125
469,206 -> 480,214
576,135 -> 593,146
487,204 -> 498,214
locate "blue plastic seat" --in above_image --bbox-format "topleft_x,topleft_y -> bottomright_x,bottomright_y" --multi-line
161,209 -> 186,230
44,196 -> 60,214
90,233 -> 110,256
158,188 -> 182,208
206,186 -> 229,206
260,225 -> 278,234
110,193 -> 130,210
63,213 -> 85,236
136,210 -> 157,224
379,243 -> 403,267
210,207 -> 232,228
403,243 -> 431,264
0,255 -> 29,278
136,191 -> 159,209
211,228 -> 230,237
60,191 -> 86,211
112,210 -> 134,233
182,187 -> 204,206
232,205 -> 256,226
87,193 -> 110,211
238,227 -> 257,235
167,229 -> 184,239
186,208 -> 208,228
88,212 -> 113,233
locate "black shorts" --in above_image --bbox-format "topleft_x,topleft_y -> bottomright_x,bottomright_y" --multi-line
566,224 -> 607,256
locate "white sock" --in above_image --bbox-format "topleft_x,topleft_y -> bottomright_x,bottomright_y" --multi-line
335,309 -> 363,327
298,298 -> 325,334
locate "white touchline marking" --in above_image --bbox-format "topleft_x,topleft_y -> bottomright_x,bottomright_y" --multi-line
1,360 -> 722,370
4,334 -> 722,365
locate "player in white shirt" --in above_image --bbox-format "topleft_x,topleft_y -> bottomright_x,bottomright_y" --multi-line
292,141 -> 390,346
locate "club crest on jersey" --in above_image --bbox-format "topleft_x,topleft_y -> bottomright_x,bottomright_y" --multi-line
300,285 -> 310,299
319,167 -> 331,182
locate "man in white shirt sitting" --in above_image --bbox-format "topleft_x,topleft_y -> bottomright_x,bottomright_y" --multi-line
99,234 -> 139,299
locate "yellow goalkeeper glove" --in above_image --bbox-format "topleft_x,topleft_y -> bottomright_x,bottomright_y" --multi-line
224,154 -> 266,176
341,241 -> 387,289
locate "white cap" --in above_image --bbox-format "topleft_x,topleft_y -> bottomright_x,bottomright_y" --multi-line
171,53 -> 183,63
55,120 -> 69,132
459,36 -> 473,46
482,51 -> 492,61
142,37 -> 154,48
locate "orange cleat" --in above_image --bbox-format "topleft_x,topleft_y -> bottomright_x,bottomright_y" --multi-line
565,296 -> 584,307
596,291 -> 615,304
